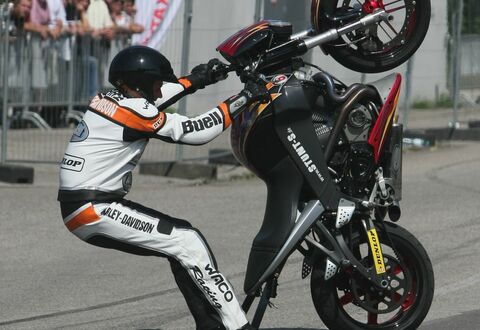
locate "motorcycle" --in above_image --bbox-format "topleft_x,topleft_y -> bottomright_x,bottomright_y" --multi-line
213,0 -> 434,329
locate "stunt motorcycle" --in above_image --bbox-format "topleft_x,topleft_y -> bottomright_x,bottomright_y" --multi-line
214,0 -> 434,329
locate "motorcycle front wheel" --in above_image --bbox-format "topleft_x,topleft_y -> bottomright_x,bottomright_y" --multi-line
311,0 -> 431,73
310,221 -> 434,330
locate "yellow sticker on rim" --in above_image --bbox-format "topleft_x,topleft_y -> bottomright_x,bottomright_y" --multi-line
367,228 -> 386,274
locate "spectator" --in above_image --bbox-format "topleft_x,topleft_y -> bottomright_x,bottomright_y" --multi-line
4,0 -> 32,113
64,0 -> 96,101
25,0 -> 64,124
123,0 -> 136,19
46,0 -> 70,60
8,0 -> 32,37
46,0 -> 65,39
109,0 -> 143,35
65,0 -> 90,36
82,0 -> 117,95
86,0 -> 114,40
25,0 -> 51,39
45,0 -> 70,126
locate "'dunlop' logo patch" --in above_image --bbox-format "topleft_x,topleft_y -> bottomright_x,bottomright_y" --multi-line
61,154 -> 85,172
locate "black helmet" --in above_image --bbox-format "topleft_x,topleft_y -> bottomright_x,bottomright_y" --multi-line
108,45 -> 178,102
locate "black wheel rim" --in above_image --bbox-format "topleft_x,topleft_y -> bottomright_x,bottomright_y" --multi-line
337,0 -> 419,59
334,237 -> 421,327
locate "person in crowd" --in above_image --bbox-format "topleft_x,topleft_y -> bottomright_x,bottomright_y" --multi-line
4,0 -> 32,109
58,45 -> 265,330
8,0 -> 32,36
46,0 -> 65,39
86,0 -> 114,40
24,0 -> 54,39
109,0 -> 143,35
65,0 -> 90,36
122,0 -> 136,19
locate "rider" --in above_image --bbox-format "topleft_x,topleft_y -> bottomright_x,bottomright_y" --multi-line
58,45 -> 267,330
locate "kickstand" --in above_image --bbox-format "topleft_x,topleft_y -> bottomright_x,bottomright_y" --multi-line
242,294 -> 255,313
251,277 -> 277,329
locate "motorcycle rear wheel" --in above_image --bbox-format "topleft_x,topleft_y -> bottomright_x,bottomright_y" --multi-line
310,221 -> 434,330
311,0 -> 431,73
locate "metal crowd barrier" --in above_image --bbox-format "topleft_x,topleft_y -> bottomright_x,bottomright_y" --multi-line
0,2 -> 235,164
0,5 -> 142,163
2,32 -> 129,130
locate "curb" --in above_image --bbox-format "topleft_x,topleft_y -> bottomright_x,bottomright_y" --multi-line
0,164 -> 34,184
403,130 -> 437,148
139,162 -> 217,180
404,121 -> 480,148
425,127 -> 480,141
139,149 -> 244,181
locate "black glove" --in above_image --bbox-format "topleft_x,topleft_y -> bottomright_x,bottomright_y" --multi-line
188,58 -> 228,90
240,80 -> 271,105
225,80 -> 271,119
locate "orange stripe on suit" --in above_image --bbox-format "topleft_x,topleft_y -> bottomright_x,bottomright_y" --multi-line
218,103 -> 232,129
65,204 -> 101,232
90,96 -> 165,132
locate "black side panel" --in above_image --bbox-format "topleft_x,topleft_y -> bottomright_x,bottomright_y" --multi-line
244,156 -> 303,294
274,82 -> 342,210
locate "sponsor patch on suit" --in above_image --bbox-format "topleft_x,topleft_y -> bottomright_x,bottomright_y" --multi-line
61,154 -> 85,172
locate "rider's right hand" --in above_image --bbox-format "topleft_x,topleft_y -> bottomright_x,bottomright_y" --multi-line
221,80 -> 271,120
240,80 -> 271,105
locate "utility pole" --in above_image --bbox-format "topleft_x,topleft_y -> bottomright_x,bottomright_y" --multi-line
254,0 -> 263,22
176,0 -> 193,161
451,0 -> 464,128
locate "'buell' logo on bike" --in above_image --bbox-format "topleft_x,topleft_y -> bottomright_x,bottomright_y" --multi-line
286,127 -> 324,181
61,154 -> 85,172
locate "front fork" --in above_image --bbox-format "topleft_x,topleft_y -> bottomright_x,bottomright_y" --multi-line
305,216 -> 389,290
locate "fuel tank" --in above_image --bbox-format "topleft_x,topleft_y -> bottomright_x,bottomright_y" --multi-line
230,81 -> 287,180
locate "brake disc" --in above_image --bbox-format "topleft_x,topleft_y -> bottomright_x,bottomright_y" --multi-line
349,254 -> 412,314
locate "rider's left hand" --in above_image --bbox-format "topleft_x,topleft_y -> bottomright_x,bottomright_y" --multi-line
189,58 -> 229,90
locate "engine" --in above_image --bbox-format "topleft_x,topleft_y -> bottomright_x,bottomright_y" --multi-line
313,101 -> 379,198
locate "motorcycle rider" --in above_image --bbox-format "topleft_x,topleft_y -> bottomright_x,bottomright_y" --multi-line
58,45 -> 268,330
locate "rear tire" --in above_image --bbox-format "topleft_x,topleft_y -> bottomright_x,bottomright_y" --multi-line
310,221 -> 434,330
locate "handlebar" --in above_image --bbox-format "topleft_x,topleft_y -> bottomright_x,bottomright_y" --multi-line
301,9 -> 390,50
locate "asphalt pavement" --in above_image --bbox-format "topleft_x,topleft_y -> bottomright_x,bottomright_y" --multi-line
1,138 -> 480,329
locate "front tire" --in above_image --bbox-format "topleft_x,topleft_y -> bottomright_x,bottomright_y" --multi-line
310,221 -> 434,330
312,0 -> 431,73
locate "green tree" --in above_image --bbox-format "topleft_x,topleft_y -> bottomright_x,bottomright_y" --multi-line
448,0 -> 480,35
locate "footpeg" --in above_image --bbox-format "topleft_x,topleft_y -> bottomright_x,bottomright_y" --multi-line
301,258 -> 313,279
336,198 -> 356,228
324,258 -> 338,280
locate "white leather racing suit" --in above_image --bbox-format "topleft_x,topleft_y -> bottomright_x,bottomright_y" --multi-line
58,80 -> 248,330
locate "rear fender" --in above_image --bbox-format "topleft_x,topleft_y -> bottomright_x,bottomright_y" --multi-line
367,73 -> 402,163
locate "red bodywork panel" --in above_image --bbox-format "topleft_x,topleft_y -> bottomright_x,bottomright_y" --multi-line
368,74 -> 402,163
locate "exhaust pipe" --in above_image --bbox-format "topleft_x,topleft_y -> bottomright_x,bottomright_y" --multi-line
388,201 -> 401,222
